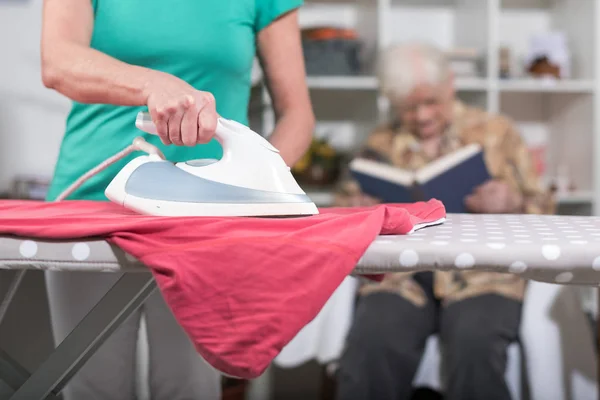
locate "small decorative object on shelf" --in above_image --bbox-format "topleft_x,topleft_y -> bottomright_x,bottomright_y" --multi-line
11,175 -> 51,200
528,56 -> 561,79
301,26 -> 364,76
549,164 -> 577,195
519,123 -> 548,178
499,46 -> 511,79
446,47 -> 482,79
524,32 -> 570,80
292,136 -> 344,187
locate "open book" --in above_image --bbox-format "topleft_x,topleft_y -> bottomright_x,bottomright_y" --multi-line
349,143 -> 491,213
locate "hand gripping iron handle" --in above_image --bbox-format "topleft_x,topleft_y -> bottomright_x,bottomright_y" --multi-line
134,111 -> 281,154
135,111 -> 239,147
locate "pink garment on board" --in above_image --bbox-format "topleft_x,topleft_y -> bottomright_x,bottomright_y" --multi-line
0,199 -> 445,378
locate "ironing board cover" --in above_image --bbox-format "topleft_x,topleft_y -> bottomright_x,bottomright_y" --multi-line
0,199 -> 446,379
355,213 -> 600,286
3,213 -> 600,285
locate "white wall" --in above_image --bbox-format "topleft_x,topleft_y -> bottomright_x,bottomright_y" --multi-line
0,0 -> 70,193
0,2 -> 70,376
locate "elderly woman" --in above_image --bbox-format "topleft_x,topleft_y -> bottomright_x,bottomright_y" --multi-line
334,43 -> 554,400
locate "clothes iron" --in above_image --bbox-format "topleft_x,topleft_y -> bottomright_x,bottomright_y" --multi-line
104,112 -> 319,217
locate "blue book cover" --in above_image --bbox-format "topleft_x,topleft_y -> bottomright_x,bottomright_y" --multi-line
349,143 -> 491,213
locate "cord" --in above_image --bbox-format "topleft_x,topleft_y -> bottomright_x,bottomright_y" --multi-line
54,137 -> 165,202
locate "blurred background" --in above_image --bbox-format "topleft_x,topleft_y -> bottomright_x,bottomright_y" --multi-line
1,0 -> 600,399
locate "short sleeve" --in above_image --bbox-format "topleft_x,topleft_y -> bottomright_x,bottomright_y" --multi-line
254,0 -> 304,32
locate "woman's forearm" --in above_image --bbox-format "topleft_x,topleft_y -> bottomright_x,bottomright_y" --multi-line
268,108 -> 314,167
41,42 -> 164,106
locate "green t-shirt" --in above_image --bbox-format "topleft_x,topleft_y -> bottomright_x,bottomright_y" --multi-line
46,0 -> 302,201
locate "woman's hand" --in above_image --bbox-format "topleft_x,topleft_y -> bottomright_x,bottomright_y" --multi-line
145,73 -> 219,147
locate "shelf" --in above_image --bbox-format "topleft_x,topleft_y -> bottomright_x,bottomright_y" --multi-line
305,77 -> 593,93
306,76 -> 487,91
455,77 -> 488,91
306,76 -> 378,90
555,190 -> 594,205
392,0 -> 458,6
501,0 -> 554,9
304,0 -> 355,3
306,190 -> 335,207
496,79 -> 595,93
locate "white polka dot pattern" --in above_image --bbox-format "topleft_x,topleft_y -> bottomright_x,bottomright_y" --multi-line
19,240 -> 38,258
455,253 -> 475,268
0,238 -> 147,272
72,243 -> 91,261
555,272 -> 574,283
353,213 -> 600,286
399,250 -> 419,267
509,261 -> 527,274
542,245 -> 561,261
4,213 -> 600,286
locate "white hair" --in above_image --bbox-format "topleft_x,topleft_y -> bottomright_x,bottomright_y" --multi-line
377,42 -> 452,104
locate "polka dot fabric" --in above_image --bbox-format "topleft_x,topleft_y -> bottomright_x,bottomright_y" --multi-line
0,237 -> 146,272
355,213 -> 600,286
3,212 -> 600,286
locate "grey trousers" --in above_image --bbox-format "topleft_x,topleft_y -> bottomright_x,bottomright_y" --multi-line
335,272 -> 522,400
45,271 -> 221,400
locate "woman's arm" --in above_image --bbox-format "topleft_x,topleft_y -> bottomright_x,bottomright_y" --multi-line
41,0 -> 158,105
256,9 -> 315,167
41,0 -> 217,146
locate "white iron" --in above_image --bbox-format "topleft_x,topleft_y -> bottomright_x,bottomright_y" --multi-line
104,112 -> 319,217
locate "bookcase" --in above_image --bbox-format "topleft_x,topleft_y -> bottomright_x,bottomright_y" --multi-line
255,0 -> 600,215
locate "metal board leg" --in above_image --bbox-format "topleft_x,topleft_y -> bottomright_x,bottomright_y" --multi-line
0,271 -> 26,327
0,349 -> 29,389
0,349 -> 58,400
8,272 -> 157,400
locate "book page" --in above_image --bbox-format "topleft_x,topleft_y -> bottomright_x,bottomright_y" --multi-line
349,158 -> 414,186
414,143 -> 483,183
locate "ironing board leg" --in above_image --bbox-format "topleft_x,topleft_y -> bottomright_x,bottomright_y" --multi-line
6,272 -> 156,400
0,271 -> 26,326
0,350 -> 59,400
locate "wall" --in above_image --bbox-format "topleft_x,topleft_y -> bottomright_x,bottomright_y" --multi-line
0,0 -> 70,386
0,0 -> 72,193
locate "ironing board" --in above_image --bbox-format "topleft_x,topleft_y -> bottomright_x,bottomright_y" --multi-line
1,212 -> 600,400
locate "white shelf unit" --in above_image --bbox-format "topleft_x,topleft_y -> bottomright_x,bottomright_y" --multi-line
257,0 -> 600,214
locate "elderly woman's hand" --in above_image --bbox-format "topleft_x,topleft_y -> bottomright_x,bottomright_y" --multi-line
145,72 -> 219,147
348,193 -> 380,207
465,179 -> 524,214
